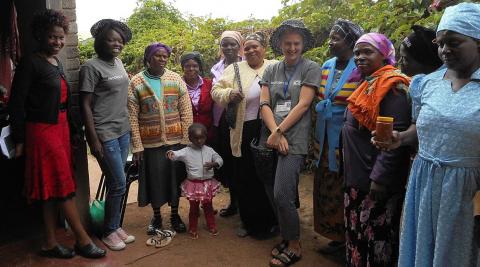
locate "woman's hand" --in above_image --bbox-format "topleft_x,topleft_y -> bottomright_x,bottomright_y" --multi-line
133,151 -> 144,165
371,130 -> 402,151
14,143 -> 24,158
266,132 -> 282,150
229,88 -> 244,104
369,181 -> 388,202
278,135 -> 289,155
90,140 -> 104,159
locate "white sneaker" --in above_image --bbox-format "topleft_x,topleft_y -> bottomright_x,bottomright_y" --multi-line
116,228 -> 135,244
102,231 -> 126,251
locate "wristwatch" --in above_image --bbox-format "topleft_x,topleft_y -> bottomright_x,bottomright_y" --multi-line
275,126 -> 283,135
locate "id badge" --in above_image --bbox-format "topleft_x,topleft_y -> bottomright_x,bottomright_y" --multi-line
275,100 -> 292,117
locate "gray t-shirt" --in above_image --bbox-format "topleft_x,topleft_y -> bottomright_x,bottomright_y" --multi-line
260,58 -> 321,155
79,57 -> 131,142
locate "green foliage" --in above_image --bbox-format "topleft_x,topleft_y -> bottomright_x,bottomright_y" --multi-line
78,0 -> 448,74
275,0 -> 444,64
78,38 -> 95,64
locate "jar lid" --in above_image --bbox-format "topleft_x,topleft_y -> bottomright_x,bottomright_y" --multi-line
377,116 -> 394,122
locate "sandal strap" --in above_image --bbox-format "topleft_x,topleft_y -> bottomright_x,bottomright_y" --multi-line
271,240 -> 288,255
273,250 -> 301,266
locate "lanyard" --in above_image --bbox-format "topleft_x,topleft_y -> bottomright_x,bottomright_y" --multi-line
283,61 -> 300,97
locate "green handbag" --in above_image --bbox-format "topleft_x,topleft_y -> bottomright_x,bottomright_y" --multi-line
89,199 -> 105,226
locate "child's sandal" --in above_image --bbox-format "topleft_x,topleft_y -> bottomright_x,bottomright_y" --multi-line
209,228 -> 218,236
189,231 -> 198,239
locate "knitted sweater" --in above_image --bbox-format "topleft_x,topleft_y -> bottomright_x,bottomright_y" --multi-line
211,59 -> 276,157
128,69 -> 193,153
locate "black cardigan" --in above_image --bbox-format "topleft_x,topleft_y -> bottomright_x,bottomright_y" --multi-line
8,54 -> 74,143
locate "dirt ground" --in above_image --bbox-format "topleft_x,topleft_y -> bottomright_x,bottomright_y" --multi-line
86,155 -> 343,267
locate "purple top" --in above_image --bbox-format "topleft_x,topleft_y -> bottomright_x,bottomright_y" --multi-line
185,75 -> 203,111
342,89 -> 411,192
211,59 -> 227,127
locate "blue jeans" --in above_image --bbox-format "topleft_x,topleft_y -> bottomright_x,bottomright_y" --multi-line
100,132 -> 130,235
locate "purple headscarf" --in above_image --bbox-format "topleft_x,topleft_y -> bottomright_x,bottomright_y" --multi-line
355,33 -> 396,65
143,42 -> 172,66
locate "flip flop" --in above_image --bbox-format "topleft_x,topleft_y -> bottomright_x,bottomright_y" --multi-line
145,235 -> 173,248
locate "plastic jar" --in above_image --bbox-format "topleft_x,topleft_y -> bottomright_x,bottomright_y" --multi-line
375,116 -> 394,144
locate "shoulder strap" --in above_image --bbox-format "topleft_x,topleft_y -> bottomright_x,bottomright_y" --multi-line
233,62 -> 243,93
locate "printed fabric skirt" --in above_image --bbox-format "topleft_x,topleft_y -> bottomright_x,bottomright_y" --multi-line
344,187 -> 404,267
24,111 -> 76,202
313,143 -> 345,241
181,178 -> 221,202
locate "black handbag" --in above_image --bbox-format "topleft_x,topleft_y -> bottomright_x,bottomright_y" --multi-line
250,115 -> 277,185
225,62 -> 242,129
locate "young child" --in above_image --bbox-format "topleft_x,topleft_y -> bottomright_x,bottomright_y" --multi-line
167,123 -> 223,239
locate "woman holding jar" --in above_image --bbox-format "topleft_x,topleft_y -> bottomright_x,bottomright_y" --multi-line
342,33 -> 411,266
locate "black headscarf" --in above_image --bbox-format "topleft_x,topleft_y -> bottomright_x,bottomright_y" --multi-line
180,52 -> 204,75
90,19 -> 132,43
402,25 -> 443,69
331,19 -> 364,48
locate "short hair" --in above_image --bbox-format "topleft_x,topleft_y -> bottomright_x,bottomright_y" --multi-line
188,123 -> 207,137
32,9 -> 69,42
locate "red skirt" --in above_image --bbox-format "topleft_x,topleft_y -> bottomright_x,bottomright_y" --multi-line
24,111 -> 75,201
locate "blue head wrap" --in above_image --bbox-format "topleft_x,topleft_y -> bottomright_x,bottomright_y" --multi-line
437,2 -> 480,40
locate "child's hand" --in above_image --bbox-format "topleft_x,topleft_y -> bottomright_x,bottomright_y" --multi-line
166,150 -> 175,160
203,161 -> 219,170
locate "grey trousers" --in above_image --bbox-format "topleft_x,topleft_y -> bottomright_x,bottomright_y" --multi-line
274,154 -> 304,241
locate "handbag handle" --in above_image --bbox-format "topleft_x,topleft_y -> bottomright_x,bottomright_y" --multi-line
233,62 -> 243,93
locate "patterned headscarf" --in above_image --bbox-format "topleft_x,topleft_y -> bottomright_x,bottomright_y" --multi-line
437,2 -> 480,40
143,42 -> 172,66
355,33 -> 396,65
219,30 -> 244,58
180,51 -> 204,75
331,19 -> 364,48
245,32 -> 267,47
269,19 -> 315,55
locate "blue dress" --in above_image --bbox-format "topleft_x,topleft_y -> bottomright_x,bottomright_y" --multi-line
399,68 -> 480,266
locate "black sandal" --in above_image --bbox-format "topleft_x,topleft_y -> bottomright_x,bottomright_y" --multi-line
271,240 -> 288,257
39,245 -> 75,259
270,250 -> 302,267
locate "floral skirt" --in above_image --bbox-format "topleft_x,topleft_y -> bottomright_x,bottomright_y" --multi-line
181,178 -> 221,202
344,187 -> 404,267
